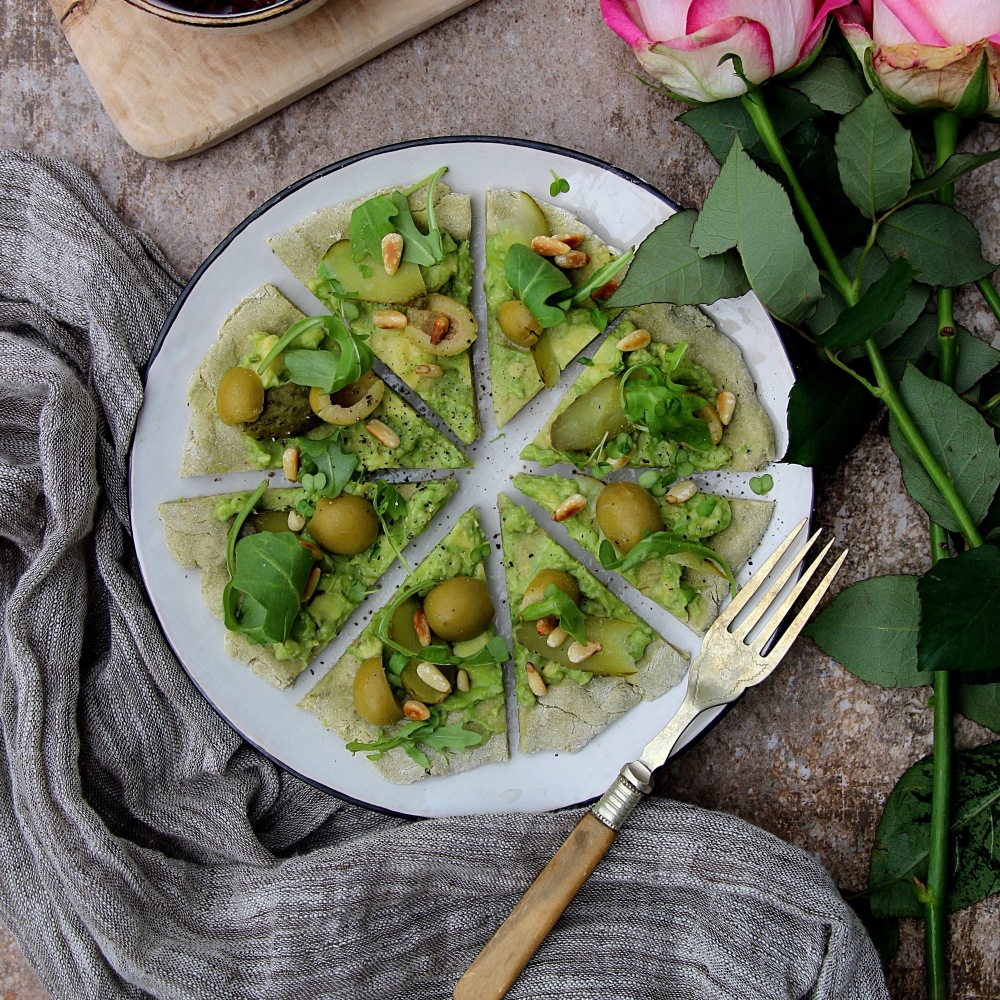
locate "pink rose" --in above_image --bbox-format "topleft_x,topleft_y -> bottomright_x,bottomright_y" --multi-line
837,1 -> 1000,113
600,0 -> 851,102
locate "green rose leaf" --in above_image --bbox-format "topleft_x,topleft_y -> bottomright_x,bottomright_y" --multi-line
835,92 -> 912,218
819,258 -> 915,350
787,57 -> 867,114
888,365 -> 1000,532
956,680 -> 1000,733
606,211 -> 750,307
869,741 -> 1000,918
882,314 -> 937,382
804,575 -> 920,687
876,204 -> 995,286
784,364 -> 878,468
905,149 -> 1000,205
691,139 -> 821,322
917,546 -> 1000,674
946,327 -> 1000,395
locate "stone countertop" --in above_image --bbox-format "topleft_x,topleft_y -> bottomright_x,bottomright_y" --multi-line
3,2 -> 999,998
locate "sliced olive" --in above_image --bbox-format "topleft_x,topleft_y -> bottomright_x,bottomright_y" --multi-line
493,190 -> 549,251
353,656 -> 404,725
320,239 -> 425,304
549,377 -> 631,452
389,596 -> 424,654
531,331 -> 560,389
309,369 -> 385,426
521,569 -> 581,610
596,482 -> 664,554
252,510 -> 293,534
422,576 -> 494,642
216,366 -> 264,426
497,299 -> 541,348
244,381 -> 321,440
400,659 -> 457,705
307,494 -> 379,555
404,293 -> 478,357
514,617 -> 638,676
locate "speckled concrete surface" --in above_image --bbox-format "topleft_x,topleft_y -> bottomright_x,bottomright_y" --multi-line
3,2 -> 999,997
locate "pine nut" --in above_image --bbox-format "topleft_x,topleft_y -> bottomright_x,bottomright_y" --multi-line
301,565 -> 321,603
281,446 -> 300,483
366,419 -> 400,449
403,699 -> 431,721
531,235 -> 571,256
525,663 -> 548,697
456,669 -> 470,693
535,615 -> 558,637
609,444 -> 637,472
567,640 -> 602,664
697,404 -> 724,445
552,232 -> 585,248
716,390 -> 736,426
299,539 -> 324,560
381,232 -> 403,276
553,493 -> 587,522
666,480 -> 697,505
416,661 -> 452,694
554,250 -> 589,269
616,328 -> 651,352
592,277 -> 621,301
374,308 -> 408,330
287,510 -> 306,532
413,609 -> 432,647
429,314 -> 450,345
414,363 -> 443,377
546,626 -> 568,649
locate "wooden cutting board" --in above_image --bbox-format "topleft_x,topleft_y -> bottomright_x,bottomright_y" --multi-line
48,0 -> 480,160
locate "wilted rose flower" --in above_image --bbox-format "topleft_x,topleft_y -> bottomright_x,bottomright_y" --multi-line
837,1 -> 1000,113
600,0 -> 850,102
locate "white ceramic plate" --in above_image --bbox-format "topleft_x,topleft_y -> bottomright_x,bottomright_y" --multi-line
130,137 -> 812,818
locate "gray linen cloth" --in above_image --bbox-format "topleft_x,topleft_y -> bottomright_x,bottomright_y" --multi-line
0,150 -> 888,1000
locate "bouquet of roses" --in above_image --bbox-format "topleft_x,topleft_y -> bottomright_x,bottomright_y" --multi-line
601,2 -> 1000,997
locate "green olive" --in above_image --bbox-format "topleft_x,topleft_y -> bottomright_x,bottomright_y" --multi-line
549,377 -> 631,452
353,657 -> 404,725
404,294 -> 478,357
216,366 -> 264,426
307,494 -> 379,554
596,481 -> 664,554
309,369 -> 385,426
521,568 -> 581,610
400,659 -> 456,705
422,576 -> 494,642
497,299 -> 541,348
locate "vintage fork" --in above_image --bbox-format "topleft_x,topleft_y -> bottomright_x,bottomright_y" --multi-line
454,518 -> 847,1000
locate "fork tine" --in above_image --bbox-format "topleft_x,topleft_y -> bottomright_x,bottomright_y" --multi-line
759,547 -> 848,663
730,528 -> 823,640
715,518 -> 808,629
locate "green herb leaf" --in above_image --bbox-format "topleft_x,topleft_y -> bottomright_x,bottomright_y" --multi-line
348,194 -> 398,264
620,361 -> 712,450
504,243 -> 572,328
804,575 -> 920,687
292,435 -> 358,501
606,211 -> 750,307
917,546 -> 1000,674
601,531 -> 736,596
549,170 -> 570,196
691,138 -> 822,322
869,741 -> 1000,917
835,91 -> 912,218
390,190 -> 444,267
876,204 -> 995,286
373,480 -> 405,521
520,584 -> 588,645
748,474 -> 774,495
819,259 -> 915,350
787,57 -> 866,114
888,365 -> 1000,532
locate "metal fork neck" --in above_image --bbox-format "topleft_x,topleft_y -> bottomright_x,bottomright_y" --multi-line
590,761 -> 654,830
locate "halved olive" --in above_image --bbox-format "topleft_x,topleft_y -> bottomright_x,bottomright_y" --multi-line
521,568 -> 581,610
307,494 -> 379,555
216,366 -> 264,426
320,239 -> 426,303
422,576 -> 494,642
596,481 -> 664,554
531,331 -> 560,389
404,294 -> 478,356
549,377 -> 631,452
514,617 -> 638,676
353,657 -> 404,725
497,299 -> 541,348
309,369 -> 385,426
400,658 -> 457,705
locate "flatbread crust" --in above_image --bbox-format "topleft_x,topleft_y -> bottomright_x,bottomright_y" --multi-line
157,479 -> 457,688
485,190 -> 619,428
299,509 -> 508,784
497,494 -> 688,754
179,283 -> 469,478
267,181 -> 479,444
521,301 -> 775,472
513,472 -> 773,635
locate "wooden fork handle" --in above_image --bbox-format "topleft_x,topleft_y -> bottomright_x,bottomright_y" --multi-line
453,812 -> 616,1000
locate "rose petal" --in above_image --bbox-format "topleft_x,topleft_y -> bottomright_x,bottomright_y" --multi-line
600,0 -> 651,49
874,38 -> 1000,111
633,0 -> 689,44
875,0 -> 1000,47
686,0 -> 814,71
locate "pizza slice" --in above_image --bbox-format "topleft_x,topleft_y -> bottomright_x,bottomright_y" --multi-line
179,284 -> 469,478
485,189 -> 631,428
266,173 -> 480,444
513,472 -> 773,635
299,508 -> 509,784
497,493 -> 688,755
521,302 -> 775,476
157,477 -> 457,689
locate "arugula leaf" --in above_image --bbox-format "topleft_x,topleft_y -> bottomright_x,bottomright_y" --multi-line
504,243 -> 572,327
372,480 -> 412,574
520,584 -> 588,645
390,190 -> 444,267
348,194 -> 398,264
292,435 -> 358,502
599,531 -> 736,596
345,709 -> 484,765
